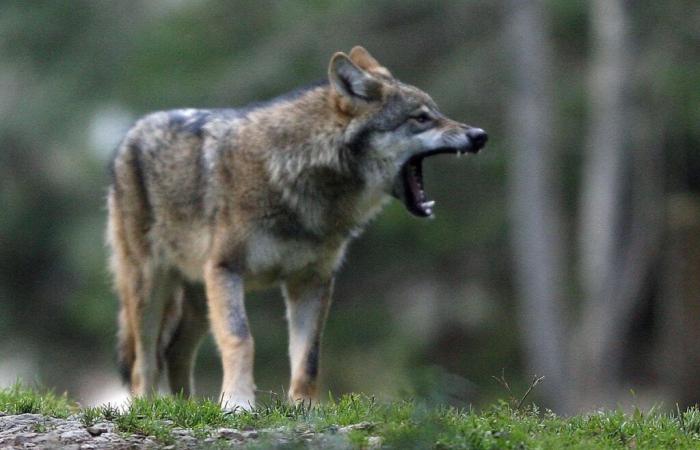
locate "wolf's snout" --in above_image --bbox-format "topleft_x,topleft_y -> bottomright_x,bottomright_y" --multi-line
466,128 -> 488,152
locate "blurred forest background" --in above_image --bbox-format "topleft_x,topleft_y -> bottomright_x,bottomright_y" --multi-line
0,0 -> 699,414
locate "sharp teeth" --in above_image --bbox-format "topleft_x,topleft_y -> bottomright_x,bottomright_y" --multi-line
422,200 -> 435,208
456,149 -> 462,158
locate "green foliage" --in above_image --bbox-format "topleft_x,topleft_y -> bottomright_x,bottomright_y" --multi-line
0,383 -> 75,418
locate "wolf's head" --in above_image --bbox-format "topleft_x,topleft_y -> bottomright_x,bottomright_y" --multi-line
329,46 -> 487,218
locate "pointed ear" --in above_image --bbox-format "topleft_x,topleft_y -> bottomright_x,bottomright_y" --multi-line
328,52 -> 383,102
349,46 -> 392,78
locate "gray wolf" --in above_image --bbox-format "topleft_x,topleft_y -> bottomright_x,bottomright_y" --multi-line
107,46 -> 487,410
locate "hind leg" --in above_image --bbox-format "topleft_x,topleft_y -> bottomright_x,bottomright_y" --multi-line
113,247 -> 175,396
109,191 -> 164,396
165,283 -> 209,396
126,264 -> 177,396
109,145 -> 177,396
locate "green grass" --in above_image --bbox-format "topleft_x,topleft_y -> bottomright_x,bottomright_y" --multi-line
2,383 -> 700,448
0,383 -> 76,418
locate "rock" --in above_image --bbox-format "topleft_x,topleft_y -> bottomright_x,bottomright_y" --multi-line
94,422 -> 113,432
60,429 -> 91,442
367,435 -> 383,449
242,430 -> 259,439
339,422 -> 374,433
0,413 -> 392,448
32,431 -> 60,443
16,414 -> 44,422
217,428 -> 243,440
298,429 -> 316,441
61,445 -> 81,450
172,428 -> 192,436
85,425 -> 106,436
13,432 -> 37,443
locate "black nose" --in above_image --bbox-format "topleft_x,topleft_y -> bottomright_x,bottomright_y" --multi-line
466,128 -> 488,151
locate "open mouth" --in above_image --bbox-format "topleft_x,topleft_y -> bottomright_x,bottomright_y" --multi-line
392,145 -> 482,218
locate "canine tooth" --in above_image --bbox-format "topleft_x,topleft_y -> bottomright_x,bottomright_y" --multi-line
422,200 -> 435,208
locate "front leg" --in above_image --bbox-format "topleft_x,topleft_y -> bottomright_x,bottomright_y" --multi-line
204,261 -> 256,411
282,277 -> 334,404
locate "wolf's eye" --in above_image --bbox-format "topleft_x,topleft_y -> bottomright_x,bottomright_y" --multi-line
411,113 -> 432,124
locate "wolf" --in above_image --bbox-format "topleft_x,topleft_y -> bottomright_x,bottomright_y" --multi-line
107,46 -> 487,410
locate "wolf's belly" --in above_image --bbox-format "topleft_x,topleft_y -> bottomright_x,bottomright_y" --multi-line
155,226 -> 344,288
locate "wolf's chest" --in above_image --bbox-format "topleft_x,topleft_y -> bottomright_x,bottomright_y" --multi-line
244,232 -> 342,286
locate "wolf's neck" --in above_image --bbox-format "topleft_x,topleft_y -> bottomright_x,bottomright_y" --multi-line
251,86 -> 386,237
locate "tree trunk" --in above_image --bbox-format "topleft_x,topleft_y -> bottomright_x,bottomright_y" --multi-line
506,0 -> 569,411
574,0 -> 664,408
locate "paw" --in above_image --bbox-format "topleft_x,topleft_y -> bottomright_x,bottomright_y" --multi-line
221,395 -> 255,413
288,383 -> 317,406
287,392 -> 317,407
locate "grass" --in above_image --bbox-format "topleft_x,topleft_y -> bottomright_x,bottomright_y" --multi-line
0,383 -> 76,418
2,383 -> 700,448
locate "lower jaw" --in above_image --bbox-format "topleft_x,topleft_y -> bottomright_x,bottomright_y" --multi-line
394,147 -> 476,217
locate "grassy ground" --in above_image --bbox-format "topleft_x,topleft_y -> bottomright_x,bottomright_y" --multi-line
2,383 -> 700,449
